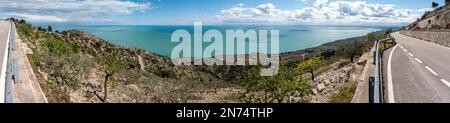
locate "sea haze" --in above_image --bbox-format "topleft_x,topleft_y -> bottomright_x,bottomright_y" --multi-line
46,25 -> 388,56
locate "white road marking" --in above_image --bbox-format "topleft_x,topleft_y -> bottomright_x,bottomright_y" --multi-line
425,66 -> 438,76
415,58 -> 423,63
408,52 -> 414,57
441,79 -> 450,88
387,45 -> 397,103
403,49 -> 407,52
0,21 -> 11,103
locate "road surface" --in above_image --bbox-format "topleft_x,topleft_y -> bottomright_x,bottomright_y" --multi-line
383,32 -> 450,103
0,20 -> 11,103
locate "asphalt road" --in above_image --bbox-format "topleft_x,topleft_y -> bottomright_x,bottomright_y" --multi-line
383,32 -> 450,103
0,20 -> 11,102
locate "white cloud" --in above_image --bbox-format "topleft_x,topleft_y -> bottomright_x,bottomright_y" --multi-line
0,0 -> 151,23
216,1 -> 430,25
8,13 -> 68,23
216,3 -> 290,23
303,0 -> 329,7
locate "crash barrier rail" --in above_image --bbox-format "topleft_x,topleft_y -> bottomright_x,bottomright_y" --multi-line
369,37 -> 396,103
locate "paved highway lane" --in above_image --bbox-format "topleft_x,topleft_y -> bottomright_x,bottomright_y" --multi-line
0,20 -> 11,103
383,32 -> 450,103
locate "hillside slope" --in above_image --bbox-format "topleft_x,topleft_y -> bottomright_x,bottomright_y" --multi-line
15,20 -> 234,103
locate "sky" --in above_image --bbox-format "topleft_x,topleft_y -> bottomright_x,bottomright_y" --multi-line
0,0 -> 446,26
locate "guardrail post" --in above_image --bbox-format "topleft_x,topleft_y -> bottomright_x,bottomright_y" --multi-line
373,51 -> 376,65
369,77 -> 375,103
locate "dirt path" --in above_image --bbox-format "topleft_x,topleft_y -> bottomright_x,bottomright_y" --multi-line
137,54 -> 145,71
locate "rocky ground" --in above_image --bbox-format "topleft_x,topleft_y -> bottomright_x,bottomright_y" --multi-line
308,60 -> 362,103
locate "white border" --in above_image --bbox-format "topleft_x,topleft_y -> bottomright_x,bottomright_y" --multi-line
387,44 -> 397,103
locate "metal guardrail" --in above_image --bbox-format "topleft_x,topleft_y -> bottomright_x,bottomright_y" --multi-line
369,37 -> 395,103
11,22 -> 19,85
4,21 -> 18,103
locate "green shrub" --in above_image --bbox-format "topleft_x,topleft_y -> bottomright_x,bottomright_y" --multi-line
47,38 -> 71,55
46,38 -> 80,56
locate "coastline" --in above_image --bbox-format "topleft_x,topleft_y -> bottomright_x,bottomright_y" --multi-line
46,24 -> 387,57
41,27 -> 390,74
280,30 -> 387,65
61,28 -> 388,65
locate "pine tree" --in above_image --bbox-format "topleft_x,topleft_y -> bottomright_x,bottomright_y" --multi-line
47,26 -> 53,32
432,2 -> 439,8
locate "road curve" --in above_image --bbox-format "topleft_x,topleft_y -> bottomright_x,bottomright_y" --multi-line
383,32 -> 450,103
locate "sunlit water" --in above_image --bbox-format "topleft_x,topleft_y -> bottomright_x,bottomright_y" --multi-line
47,25 -> 388,56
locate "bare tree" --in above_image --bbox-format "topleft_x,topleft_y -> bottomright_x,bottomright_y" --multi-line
95,54 -> 122,102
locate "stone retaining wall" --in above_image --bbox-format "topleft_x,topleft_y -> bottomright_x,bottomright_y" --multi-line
400,31 -> 450,47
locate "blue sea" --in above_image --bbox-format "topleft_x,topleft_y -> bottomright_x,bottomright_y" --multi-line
45,25 -> 390,56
